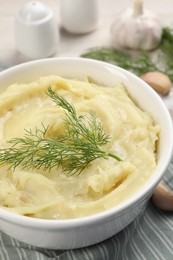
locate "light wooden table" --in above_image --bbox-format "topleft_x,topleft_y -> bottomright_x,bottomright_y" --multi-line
0,0 -> 173,115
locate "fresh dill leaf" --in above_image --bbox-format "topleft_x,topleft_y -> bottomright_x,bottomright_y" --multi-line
81,47 -> 158,76
81,27 -> 173,81
159,27 -> 173,75
0,88 -> 121,174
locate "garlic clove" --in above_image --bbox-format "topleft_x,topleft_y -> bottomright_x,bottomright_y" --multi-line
152,182 -> 173,211
140,71 -> 171,95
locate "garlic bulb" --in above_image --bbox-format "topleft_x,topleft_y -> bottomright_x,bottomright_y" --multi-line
111,0 -> 162,50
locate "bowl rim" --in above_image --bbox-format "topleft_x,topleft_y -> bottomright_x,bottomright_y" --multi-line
0,57 -> 172,228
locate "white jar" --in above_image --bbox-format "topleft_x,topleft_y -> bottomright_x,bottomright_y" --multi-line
60,0 -> 99,34
15,1 -> 59,59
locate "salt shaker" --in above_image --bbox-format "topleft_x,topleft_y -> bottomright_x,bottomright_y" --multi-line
60,0 -> 99,34
15,1 -> 59,59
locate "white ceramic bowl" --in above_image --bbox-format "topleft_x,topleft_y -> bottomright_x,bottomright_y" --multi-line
0,58 -> 172,249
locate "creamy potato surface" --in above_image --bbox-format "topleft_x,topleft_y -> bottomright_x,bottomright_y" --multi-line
0,76 -> 159,219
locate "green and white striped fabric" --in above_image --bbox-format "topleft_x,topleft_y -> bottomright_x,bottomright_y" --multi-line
0,64 -> 173,260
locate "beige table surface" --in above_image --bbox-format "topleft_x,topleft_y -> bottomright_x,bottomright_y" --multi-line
0,0 -> 173,64
0,0 -> 173,114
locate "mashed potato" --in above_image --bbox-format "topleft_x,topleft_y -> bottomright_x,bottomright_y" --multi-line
0,76 -> 159,219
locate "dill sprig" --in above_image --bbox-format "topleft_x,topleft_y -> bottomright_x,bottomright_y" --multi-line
81,27 -> 173,81
0,88 -> 121,175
